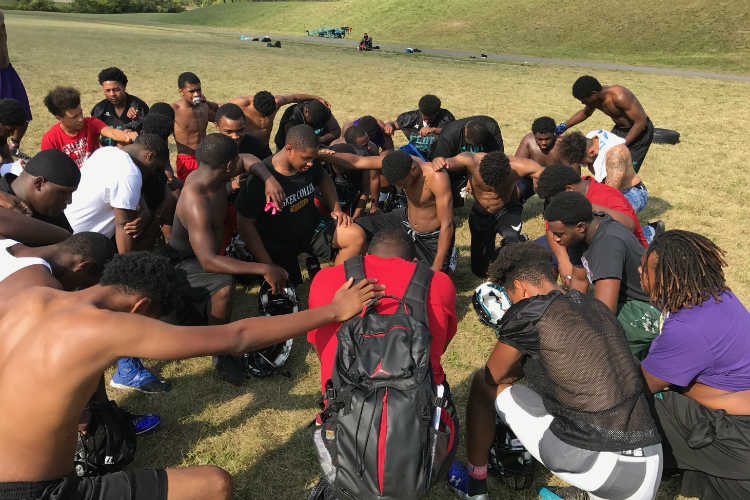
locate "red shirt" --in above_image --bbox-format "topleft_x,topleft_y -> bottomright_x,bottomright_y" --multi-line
307,255 -> 458,393
41,117 -> 106,168
545,177 -> 647,248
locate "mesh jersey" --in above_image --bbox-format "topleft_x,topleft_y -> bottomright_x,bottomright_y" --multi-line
498,289 -> 660,452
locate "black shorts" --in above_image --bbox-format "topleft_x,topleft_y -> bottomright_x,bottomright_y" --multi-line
447,170 -> 469,209
162,245 -> 235,326
355,207 -> 455,271
611,116 -> 654,173
468,202 -> 523,277
274,212 -> 337,286
652,391 -> 750,500
0,469 -> 167,500
516,177 -> 535,205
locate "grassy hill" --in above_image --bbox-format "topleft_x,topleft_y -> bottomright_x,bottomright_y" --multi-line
62,0 -> 750,74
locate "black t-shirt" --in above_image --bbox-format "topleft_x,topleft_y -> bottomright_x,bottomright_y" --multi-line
568,212 -> 649,304
0,174 -> 74,234
431,115 -> 504,158
395,108 -> 455,160
91,94 -> 150,146
274,103 -> 333,151
496,289 -> 660,451
234,155 -> 325,256
238,133 -> 272,160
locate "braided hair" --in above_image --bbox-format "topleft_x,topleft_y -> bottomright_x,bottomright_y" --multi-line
644,230 -> 729,313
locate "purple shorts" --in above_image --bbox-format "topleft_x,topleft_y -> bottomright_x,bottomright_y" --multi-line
0,64 -> 32,121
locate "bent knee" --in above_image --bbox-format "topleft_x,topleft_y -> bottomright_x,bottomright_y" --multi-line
207,466 -> 233,500
338,223 -> 366,248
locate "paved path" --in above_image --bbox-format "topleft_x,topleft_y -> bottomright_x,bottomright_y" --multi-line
69,17 -> 750,82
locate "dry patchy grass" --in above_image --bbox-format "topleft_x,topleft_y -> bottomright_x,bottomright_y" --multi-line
8,12 -> 749,499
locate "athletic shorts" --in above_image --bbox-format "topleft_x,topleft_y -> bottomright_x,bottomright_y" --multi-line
448,170 -> 469,209
162,244 -> 235,326
176,154 -> 198,182
496,384 -> 662,500
611,117 -> 654,173
615,300 -> 661,360
0,469 -> 167,500
516,177 -> 535,205
273,212 -> 338,286
621,182 -> 649,214
468,202 -> 524,277
355,207 -> 455,271
652,391 -> 750,500
0,64 -> 32,122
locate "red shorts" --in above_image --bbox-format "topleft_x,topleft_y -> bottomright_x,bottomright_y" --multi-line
176,154 -> 197,182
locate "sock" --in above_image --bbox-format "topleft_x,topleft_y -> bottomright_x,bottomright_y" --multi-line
466,463 -> 488,496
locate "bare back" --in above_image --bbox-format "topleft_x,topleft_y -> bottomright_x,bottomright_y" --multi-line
229,96 -> 276,145
0,290 -> 116,481
469,156 -> 541,214
403,160 -> 450,233
169,174 -> 228,257
172,99 -> 210,155
596,85 -> 647,129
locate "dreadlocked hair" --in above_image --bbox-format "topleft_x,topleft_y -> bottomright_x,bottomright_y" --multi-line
644,230 -> 729,314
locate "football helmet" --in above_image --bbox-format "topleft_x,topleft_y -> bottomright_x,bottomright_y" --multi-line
472,282 -> 512,337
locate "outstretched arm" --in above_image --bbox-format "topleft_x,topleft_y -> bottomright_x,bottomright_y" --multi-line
276,94 -> 330,110
563,105 -> 595,128
591,203 -> 635,232
430,170 -> 455,272
318,151 -> 384,170
513,157 -> 544,179
431,152 -> 479,172
100,127 -> 139,144
0,207 -> 71,245
604,145 -> 631,190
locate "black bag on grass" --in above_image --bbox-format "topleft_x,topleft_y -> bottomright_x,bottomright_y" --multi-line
312,256 -> 455,500
74,401 -> 136,477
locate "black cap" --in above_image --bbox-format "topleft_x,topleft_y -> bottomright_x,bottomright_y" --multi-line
24,149 -> 80,188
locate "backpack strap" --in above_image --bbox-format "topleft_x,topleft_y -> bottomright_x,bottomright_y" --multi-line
401,262 -> 433,326
343,255 -> 366,282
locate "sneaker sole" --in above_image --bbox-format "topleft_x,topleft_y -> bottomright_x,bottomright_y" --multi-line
109,380 -> 171,394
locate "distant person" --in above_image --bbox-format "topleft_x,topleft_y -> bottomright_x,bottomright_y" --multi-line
432,151 -> 542,277
545,191 -> 661,359
341,115 -> 394,154
432,116 -> 504,207
0,98 -> 30,168
640,231 -> 750,500
383,94 -> 455,159
449,242 -> 662,500
41,87 -> 138,168
236,125 -> 368,286
274,100 -> 341,151
513,116 -> 563,203
91,67 -> 149,146
0,251 -> 383,500
163,133 -> 288,385
0,11 -> 32,161
559,130 -> 649,213
0,149 -> 79,242
228,90 -> 330,146
557,76 -> 653,172
171,72 -> 219,181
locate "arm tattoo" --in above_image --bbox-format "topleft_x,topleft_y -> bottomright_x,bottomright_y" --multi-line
605,147 -> 628,189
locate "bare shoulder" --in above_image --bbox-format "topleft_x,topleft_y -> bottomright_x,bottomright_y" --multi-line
519,132 -> 534,145
230,95 -> 251,107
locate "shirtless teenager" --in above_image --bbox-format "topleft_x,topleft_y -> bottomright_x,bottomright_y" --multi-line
171,72 -> 218,181
432,151 -> 543,277
557,76 -> 653,173
228,90 -> 329,146
559,131 -> 649,213
0,251 -> 383,500
163,133 -> 289,385
353,150 -> 454,273
513,116 -> 563,203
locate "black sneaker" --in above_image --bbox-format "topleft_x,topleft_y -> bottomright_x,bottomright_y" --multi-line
213,355 -> 247,386
306,254 -> 321,279
648,220 -> 666,236
8,144 -> 31,162
544,486 -> 588,500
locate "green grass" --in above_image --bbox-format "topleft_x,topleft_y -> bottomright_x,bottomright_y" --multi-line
7,11 -> 750,500
7,0 -> 750,74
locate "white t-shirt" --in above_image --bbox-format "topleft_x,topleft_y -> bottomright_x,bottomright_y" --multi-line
585,130 -> 626,183
65,147 -> 142,237
0,239 -> 52,282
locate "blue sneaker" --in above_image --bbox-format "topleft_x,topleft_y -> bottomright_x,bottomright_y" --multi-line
448,461 -> 489,500
132,414 -> 162,436
110,357 -> 171,394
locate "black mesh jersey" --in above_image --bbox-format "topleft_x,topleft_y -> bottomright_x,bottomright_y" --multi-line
497,289 -> 660,452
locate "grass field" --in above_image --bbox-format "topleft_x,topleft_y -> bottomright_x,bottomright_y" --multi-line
7,10 -> 750,500
7,0 -> 750,75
